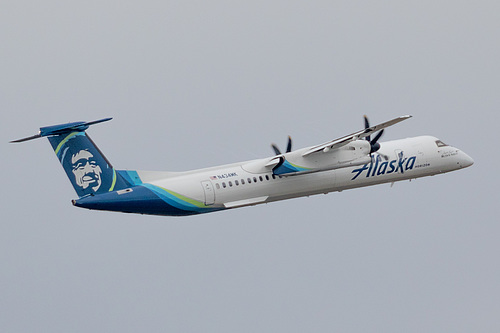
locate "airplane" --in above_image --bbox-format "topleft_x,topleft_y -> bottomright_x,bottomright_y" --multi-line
11,115 -> 473,217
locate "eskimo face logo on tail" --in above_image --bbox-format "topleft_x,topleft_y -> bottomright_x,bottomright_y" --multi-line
71,149 -> 102,192
49,132 -> 115,196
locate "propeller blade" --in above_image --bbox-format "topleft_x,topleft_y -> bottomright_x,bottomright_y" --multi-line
286,136 -> 292,153
271,136 -> 292,155
371,129 -> 384,145
364,115 -> 371,142
378,152 -> 389,161
364,116 -> 385,154
271,144 -> 282,155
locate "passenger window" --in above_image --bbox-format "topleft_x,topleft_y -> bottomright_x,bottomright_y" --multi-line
241,179 -> 245,185
272,174 -> 276,179
265,175 -> 270,181
259,176 -> 263,182
222,182 -> 226,188
253,177 -> 257,183
247,178 -> 252,183
235,180 -> 239,186
215,183 -> 220,189
229,181 -> 233,187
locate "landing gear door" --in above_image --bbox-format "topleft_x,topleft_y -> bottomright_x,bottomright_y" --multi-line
201,180 -> 215,206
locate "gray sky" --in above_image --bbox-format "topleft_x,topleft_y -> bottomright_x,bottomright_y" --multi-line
1,1 -> 498,332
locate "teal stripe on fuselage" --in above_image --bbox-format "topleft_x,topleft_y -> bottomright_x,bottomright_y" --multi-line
274,159 -> 311,175
141,184 -> 221,214
117,170 -> 143,186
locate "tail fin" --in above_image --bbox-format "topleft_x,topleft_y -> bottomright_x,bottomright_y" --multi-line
11,118 -> 130,197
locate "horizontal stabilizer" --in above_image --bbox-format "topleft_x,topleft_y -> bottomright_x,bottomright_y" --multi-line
9,133 -> 42,143
10,118 -> 112,143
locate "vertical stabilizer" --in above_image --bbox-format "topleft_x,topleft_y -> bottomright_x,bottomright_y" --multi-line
11,118 -> 130,197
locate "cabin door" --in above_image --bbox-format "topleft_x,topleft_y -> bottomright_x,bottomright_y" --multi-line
201,180 -> 215,205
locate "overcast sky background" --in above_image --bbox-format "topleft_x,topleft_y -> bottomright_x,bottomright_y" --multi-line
1,1 -> 498,332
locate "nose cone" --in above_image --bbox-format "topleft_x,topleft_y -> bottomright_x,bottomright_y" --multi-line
459,151 -> 474,168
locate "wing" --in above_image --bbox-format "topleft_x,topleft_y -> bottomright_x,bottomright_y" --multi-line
242,115 -> 412,176
302,115 -> 412,157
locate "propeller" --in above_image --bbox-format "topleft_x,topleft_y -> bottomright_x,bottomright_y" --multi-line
364,115 -> 388,160
271,136 -> 292,155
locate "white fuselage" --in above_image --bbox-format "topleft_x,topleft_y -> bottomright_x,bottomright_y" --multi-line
135,136 -> 473,211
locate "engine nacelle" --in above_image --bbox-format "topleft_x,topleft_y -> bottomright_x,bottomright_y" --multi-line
272,140 -> 372,175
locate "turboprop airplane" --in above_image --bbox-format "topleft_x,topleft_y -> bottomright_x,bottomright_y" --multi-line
11,115 -> 473,216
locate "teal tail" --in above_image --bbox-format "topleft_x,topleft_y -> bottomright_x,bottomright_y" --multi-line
11,118 -> 132,198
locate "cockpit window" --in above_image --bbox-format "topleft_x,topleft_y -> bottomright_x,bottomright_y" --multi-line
435,140 -> 448,147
